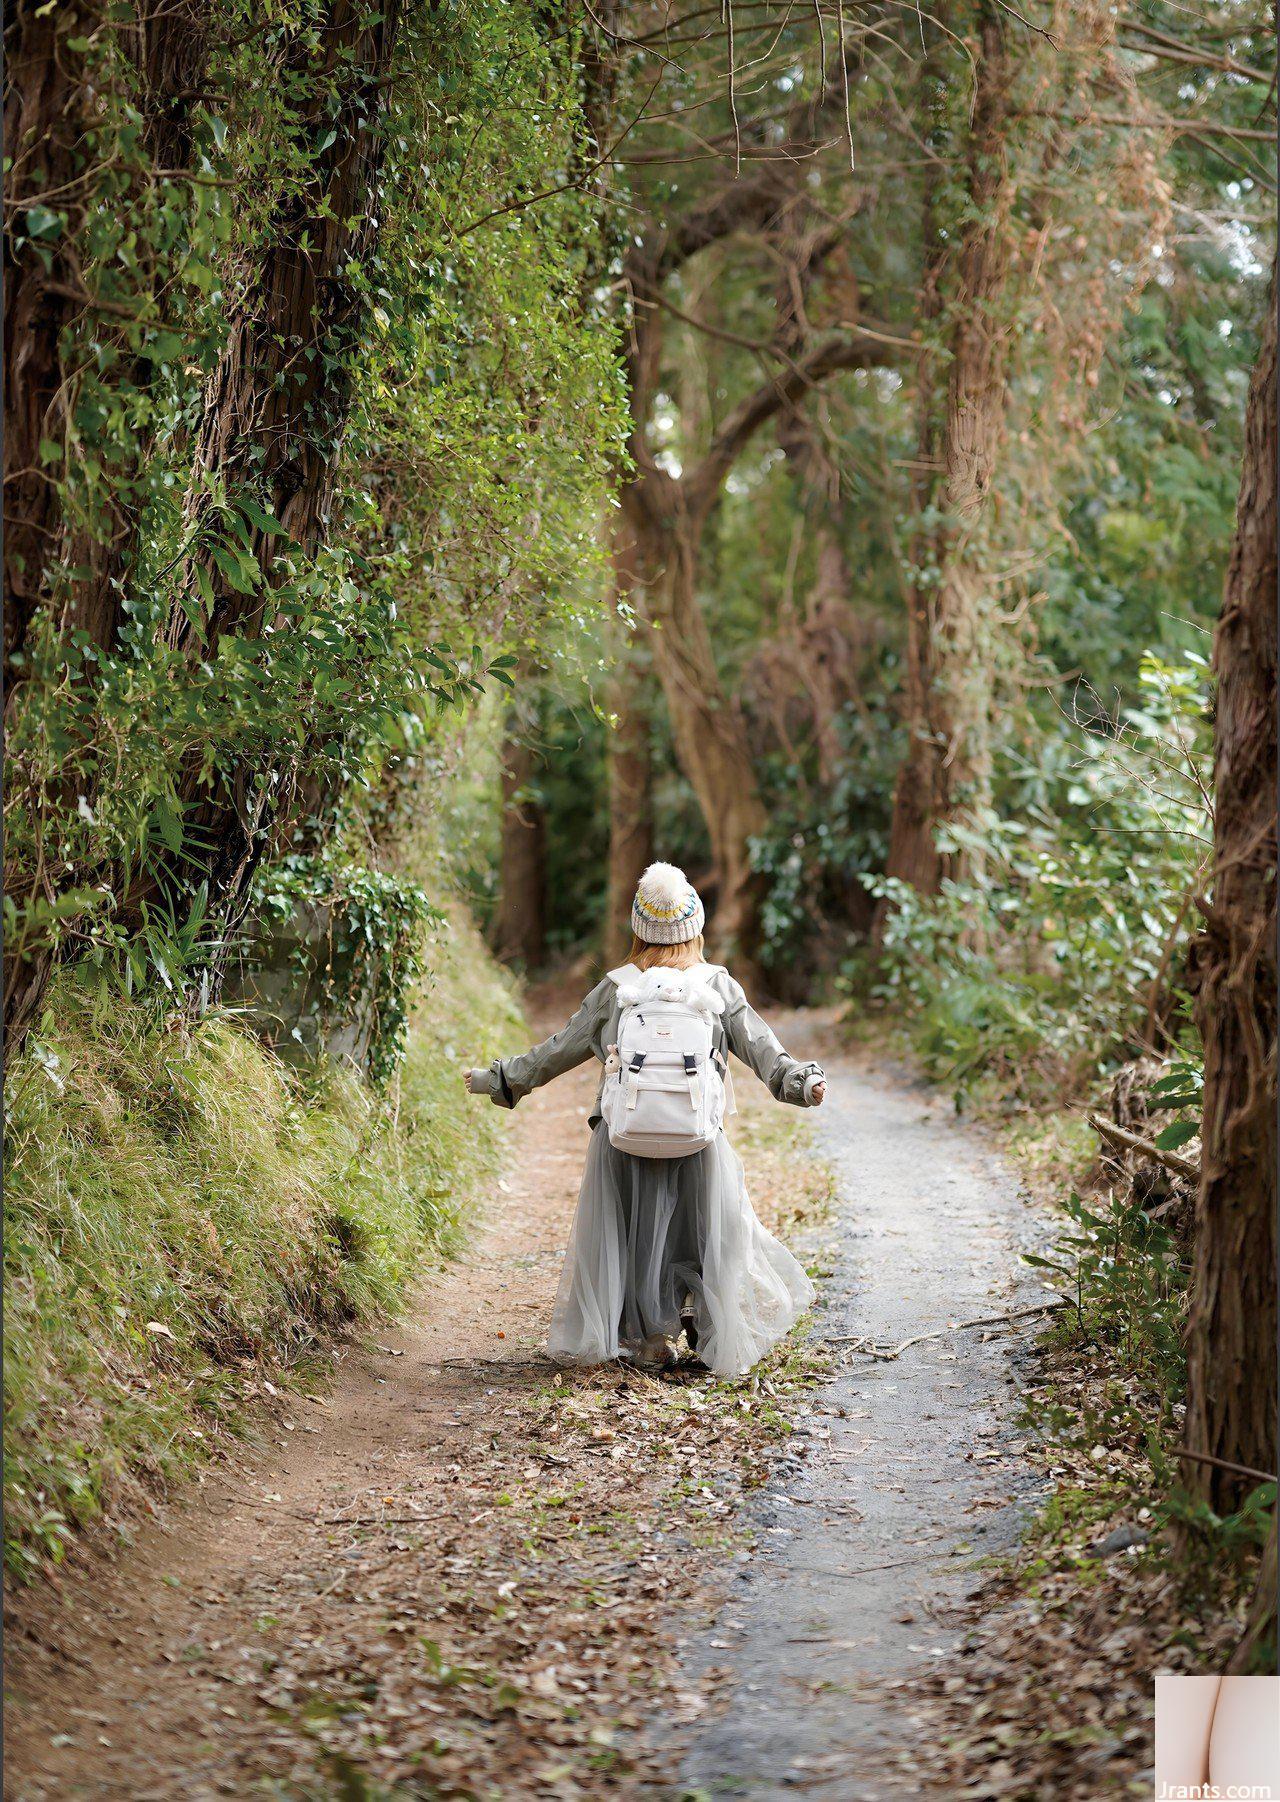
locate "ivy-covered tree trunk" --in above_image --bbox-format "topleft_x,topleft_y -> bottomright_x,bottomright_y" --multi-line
493,712 -> 547,971
3,0 -> 220,1049
881,6 -> 1013,906
3,0 -> 110,1044
59,0 -> 213,664
621,320 -> 892,972
2,0 -> 101,696
605,523 -> 655,968
157,0 -> 402,962
1182,260 -> 1278,1513
132,0 -> 211,171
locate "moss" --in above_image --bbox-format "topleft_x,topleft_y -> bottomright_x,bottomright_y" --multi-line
2,893 -> 522,1581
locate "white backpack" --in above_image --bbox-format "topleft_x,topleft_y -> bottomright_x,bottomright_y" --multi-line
600,965 -> 730,1158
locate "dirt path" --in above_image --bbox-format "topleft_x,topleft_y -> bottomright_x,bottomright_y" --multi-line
5,1000 -> 1048,1801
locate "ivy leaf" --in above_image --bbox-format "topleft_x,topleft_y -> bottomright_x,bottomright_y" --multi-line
176,586 -> 205,635
24,204 -> 63,242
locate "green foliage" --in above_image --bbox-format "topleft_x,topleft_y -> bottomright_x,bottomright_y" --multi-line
749,699 -> 899,975
865,650 -> 1211,1098
1163,1480 -> 1277,1562
1041,1188 -> 1186,1396
539,692 -> 610,959
254,853 -> 444,1085
1028,1176 -> 1274,1575
2,895 -> 522,1580
5,0 -> 626,992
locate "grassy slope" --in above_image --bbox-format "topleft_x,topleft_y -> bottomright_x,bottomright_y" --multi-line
3,897 -> 522,1580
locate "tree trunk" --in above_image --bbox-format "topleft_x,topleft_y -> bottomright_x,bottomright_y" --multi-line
1182,261 -> 1277,1513
493,713 -> 547,970
133,0 -> 211,172
2,0 -> 100,693
629,492 -> 767,973
880,7 -> 1012,916
159,0 -> 402,958
605,523 -> 654,968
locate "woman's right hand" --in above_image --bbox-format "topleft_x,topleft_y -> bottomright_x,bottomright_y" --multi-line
463,1070 -> 474,1094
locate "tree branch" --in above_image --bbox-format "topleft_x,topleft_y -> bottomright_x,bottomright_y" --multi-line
1086,1111 -> 1201,1182
645,37 -> 867,283
686,325 -> 910,511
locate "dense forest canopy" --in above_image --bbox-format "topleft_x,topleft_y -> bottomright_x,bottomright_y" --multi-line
4,0 -> 1271,1046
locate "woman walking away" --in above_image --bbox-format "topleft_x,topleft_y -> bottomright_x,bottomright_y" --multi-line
464,863 -> 825,1377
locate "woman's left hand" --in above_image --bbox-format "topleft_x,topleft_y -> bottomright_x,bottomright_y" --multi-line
811,1079 -> 826,1106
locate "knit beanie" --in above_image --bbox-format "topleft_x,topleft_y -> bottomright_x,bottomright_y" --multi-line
631,862 -> 705,945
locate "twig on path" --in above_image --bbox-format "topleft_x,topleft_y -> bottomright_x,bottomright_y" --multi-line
439,1355 -> 558,1370
1086,1112 -> 1200,1182
321,1514 -> 433,1527
828,1298 -> 1068,1361
788,1554 -> 946,1579
1176,1448 -> 1277,1487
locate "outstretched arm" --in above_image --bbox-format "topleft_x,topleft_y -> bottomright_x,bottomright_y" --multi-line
721,979 -> 826,1106
466,980 -> 611,1109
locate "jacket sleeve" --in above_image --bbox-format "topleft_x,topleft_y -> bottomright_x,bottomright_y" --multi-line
721,976 -> 825,1107
468,979 -> 611,1109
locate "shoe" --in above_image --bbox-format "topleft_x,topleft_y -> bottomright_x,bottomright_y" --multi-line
680,1292 -> 699,1353
637,1332 -> 677,1368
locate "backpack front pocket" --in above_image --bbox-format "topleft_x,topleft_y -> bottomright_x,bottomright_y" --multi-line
602,1053 -> 725,1157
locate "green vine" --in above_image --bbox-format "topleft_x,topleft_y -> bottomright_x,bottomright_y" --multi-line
254,853 -> 443,1087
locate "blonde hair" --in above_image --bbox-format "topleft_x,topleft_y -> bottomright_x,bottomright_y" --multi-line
628,932 -> 705,971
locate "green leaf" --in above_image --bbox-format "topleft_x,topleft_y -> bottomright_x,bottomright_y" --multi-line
149,799 -> 184,856
209,542 -> 257,594
24,204 -> 63,242
238,496 -> 288,538
1155,1120 -> 1198,1151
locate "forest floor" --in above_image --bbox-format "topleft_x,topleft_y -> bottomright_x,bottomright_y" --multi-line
5,987 -> 1058,1802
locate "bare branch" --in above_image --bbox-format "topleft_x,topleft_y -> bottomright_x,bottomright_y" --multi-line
687,326 -> 910,510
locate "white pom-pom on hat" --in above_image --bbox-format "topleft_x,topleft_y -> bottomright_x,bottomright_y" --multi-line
631,860 -> 706,945
637,862 -> 690,908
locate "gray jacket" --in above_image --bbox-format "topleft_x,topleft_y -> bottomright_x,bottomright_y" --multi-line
468,964 -> 825,1126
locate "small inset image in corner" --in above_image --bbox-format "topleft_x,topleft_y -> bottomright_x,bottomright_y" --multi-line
1155,1673 -> 1280,1800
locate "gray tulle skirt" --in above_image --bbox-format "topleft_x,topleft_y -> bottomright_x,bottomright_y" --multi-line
547,1122 -> 815,1377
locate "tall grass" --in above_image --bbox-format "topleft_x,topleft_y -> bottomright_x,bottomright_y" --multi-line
3,898 -> 522,1580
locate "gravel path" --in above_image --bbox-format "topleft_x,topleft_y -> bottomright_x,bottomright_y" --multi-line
662,1038 -> 1052,1799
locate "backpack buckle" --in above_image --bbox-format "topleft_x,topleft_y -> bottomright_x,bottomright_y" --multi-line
683,1051 -> 701,1110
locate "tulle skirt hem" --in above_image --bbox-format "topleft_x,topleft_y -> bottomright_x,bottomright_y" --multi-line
547,1123 -> 814,1378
